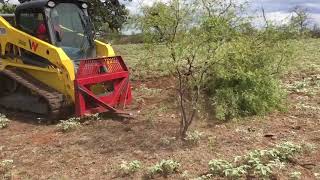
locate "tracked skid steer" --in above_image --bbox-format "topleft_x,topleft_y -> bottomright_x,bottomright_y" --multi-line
0,0 -> 132,119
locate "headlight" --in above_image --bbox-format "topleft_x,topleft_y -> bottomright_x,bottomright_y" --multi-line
47,1 -> 56,8
81,3 -> 88,9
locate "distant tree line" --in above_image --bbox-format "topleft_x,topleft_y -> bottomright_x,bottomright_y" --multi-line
281,6 -> 320,38
1,1 -> 320,41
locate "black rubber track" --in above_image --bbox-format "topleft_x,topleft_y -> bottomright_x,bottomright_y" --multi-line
1,69 -> 66,120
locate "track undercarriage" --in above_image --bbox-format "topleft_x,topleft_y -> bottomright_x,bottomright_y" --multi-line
0,69 -> 67,119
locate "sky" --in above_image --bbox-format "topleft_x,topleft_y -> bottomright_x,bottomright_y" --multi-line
249,0 -> 320,25
8,0 -> 320,26
122,0 -> 320,26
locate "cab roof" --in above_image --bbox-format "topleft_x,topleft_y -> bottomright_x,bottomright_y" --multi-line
16,0 -> 88,12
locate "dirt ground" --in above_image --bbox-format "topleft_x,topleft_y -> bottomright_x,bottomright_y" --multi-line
0,73 -> 320,179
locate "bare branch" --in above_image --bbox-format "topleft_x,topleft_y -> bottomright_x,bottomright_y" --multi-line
219,0 -> 233,16
261,6 -> 269,28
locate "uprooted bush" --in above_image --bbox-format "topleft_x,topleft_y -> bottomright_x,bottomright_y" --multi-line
200,142 -> 303,179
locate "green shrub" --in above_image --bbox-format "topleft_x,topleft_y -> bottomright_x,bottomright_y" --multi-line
208,160 -> 249,179
146,159 -> 180,178
206,35 -> 292,121
274,142 -> 302,161
57,118 -> 81,132
0,114 -> 10,129
119,160 -> 142,176
139,0 -> 293,136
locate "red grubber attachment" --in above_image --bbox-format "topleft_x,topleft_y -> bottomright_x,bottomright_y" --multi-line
74,56 -> 132,117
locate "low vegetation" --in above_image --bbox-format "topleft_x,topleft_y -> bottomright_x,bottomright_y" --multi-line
145,159 -> 180,179
114,142 -> 313,179
290,171 -> 302,180
113,44 -> 171,80
184,130 -> 204,145
0,114 -> 10,129
119,160 -> 142,176
81,113 -> 101,122
160,136 -> 177,146
134,84 -> 163,98
0,159 -> 14,179
200,142 -> 303,179
56,117 -> 81,132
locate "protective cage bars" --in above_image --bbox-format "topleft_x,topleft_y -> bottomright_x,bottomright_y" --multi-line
74,56 -> 132,117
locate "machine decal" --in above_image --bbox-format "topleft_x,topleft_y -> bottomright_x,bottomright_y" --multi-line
18,40 -> 27,47
0,27 -> 6,35
29,40 -> 39,52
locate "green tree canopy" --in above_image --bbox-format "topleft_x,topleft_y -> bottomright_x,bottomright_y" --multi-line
0,0 -> 16,14
89,0 -> 131,33
1,0 -> 131,33
290,6 -> 309,34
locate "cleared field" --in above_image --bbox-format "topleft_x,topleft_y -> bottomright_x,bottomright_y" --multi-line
290,39 -> 320,73
113,44 -> 171,80
0,39 -> 319,179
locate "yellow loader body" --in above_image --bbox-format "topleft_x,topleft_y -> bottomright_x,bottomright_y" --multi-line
0,16 -> 115,103
0,1 -> 132,119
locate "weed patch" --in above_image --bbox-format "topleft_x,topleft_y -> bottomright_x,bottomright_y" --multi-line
119,160 -> 142,176
135,84 -> 162,98
57,117 -> 81,132
0,114 -> 10,129
290,171 -> 302,180
160,136 -> 176,146
145,159 -> 180,179
184,131 -> 203,146
0,159 -> 13,179
201,142 -> 303,179
285,75 -> 320,96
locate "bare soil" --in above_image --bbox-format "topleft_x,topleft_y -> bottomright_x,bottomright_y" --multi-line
0,73 -> 319,179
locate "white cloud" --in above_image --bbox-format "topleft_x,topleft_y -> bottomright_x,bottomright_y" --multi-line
123,0 -> 170,14
8,0 -> 19,4
266,11 -> 291,24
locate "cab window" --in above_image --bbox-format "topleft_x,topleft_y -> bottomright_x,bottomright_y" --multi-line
18,12 -> 49,41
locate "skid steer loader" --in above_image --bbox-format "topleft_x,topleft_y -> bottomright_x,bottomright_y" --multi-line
0,0 -> 132,119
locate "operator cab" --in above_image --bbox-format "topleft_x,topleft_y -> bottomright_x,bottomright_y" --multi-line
15,0 -> 96,60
